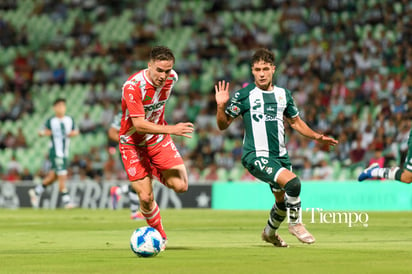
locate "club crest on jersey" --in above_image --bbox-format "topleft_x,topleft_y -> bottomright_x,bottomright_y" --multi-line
128,167 -> 137,176
277,95 -> 286,106
229,104 -> 241,115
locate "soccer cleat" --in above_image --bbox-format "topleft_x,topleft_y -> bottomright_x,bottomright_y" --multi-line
110,186 -> 121,209
358,163 -> 379,182
261,230 -> 288,247
64,203 -> 77,209
161,238 -> 168,251
288,223 -> 315,244
130,211 -> 145,220
28,189 -> 40,208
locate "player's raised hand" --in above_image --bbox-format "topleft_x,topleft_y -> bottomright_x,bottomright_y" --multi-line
317,135 -> 339,146
215,80 -> 230,106
172,122 -> 194,138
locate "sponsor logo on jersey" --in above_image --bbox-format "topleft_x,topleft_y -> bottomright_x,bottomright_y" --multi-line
130,158 -> 140,164
252,113 -> 276,122
267,106 -> 275,112
144,101 -> 166,112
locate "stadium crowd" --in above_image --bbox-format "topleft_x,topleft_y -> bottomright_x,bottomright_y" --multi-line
0,0 -> 411,183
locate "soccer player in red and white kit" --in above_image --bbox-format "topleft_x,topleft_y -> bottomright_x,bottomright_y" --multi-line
119,46 -> 194,250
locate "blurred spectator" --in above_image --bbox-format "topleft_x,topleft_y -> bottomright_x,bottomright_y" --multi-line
300,158 -> 313,181
240,169 -> 257,181
313,160 -> 334,180
69,154 -> 87,179
203,163 -> 219,182
100,100 -> 115,129
3,131 -> 16,148
21,168 -> 34,181
350,134 -> 367,164
53,62 -> 66,86
14,127 -> 27,148
85,84 -> 100,105
6,155 -> 22,174
3,169 -> 21,183
79,112 -> 98,134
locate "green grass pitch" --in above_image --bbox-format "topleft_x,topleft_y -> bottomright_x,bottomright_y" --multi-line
1,209 -> 411,274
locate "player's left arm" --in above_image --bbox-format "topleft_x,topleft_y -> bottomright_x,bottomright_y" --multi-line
67,129 -> 80,137
108,127 -> 119,142
286,115 -> 338,146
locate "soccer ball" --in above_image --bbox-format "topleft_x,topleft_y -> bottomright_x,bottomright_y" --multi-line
130,226 -> 163,257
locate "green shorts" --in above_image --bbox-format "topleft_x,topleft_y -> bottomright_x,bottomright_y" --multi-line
242,153 -> 292,192
49,151 -> 68,175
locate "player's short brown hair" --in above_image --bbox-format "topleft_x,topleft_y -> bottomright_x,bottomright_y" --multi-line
149,46 -> 175,63
251,48 -> 275,66
53,98 -> 66,105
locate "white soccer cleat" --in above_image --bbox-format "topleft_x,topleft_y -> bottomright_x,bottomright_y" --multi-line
64,203 -> 77,209
288,223 -> 315,244
160,238 -> 168,251
261,230 -> 288,247
28,189 -> 39,208
358,163 -> 379,182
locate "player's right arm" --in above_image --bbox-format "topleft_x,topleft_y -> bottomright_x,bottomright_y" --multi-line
131,117 -> 194,138
123,81 -> 194,138
38,120 -> 52,137
215,80 -> 234,130
38,129 -> 52,137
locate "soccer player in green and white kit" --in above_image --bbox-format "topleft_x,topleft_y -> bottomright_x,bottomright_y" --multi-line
215,48 -> 338,247
358,125 -> 412,184
29,98 -> 79,208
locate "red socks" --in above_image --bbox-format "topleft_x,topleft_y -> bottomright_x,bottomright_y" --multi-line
141,202 -> 166,239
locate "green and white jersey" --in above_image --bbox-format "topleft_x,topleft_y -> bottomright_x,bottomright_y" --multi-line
43,115 -> 77,158
110,111 -> 122,131
225,83 -> 299,159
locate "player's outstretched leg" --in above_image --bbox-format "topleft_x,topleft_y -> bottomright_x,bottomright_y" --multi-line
61,191 -> 74,209
285,177 -> 315,244
358,163 -> 380,181
128,186 -> 144,220
140,201 -> 167,251
28,184 -> 46,208
262,201 -> 288,247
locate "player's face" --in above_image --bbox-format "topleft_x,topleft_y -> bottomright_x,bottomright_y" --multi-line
53,102 -> 66,117
147,59 -> 174,87
251,60 -> 276,91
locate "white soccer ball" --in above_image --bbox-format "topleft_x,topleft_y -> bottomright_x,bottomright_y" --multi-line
130,226 -> 163,257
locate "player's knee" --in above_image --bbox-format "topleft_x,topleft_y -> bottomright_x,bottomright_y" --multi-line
173,181 -> 188,193
137,192 -> 154,207
284,177 -> 301,197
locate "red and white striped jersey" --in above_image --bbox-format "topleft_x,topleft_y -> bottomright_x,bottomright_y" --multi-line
119,68 -> 178,146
